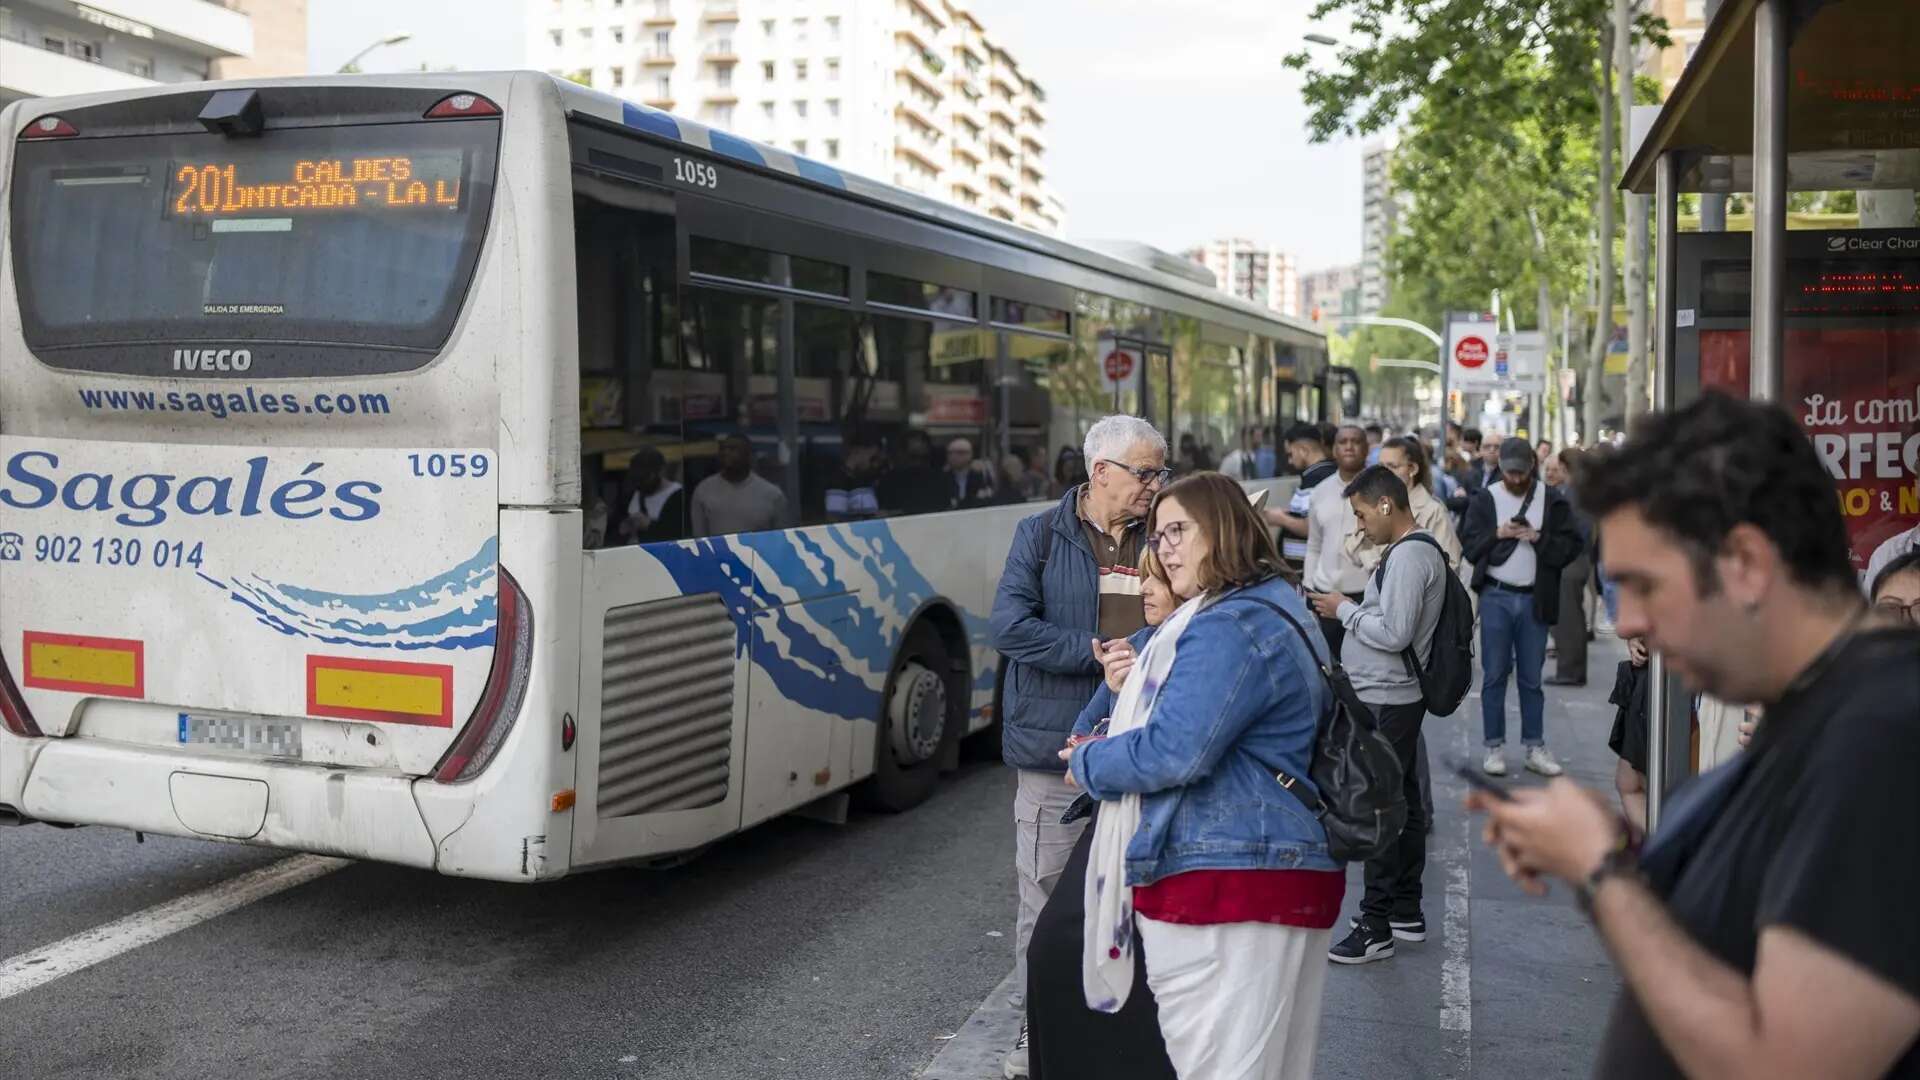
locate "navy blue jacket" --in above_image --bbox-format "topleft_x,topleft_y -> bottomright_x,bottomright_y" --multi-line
990,487 -> 1108,770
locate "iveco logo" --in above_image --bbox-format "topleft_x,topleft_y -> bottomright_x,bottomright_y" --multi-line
172,348 -> 253,373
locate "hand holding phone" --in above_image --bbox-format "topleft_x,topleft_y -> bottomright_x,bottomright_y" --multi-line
1449,757 -> 1514,801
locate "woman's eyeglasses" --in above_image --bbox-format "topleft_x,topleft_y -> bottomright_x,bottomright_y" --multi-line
1147,520 -> 1193,554
1874,598 -> 1920,625
1101,459 -> 1174,487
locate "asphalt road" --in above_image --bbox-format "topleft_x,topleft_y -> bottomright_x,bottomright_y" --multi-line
2,639 -> 1632,1080
0,762 -> 1020,1080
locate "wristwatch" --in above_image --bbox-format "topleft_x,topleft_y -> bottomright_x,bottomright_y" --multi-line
1576,843 -> 1640,919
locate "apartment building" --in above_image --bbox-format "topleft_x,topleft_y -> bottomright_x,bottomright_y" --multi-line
1185,238 -> 1300,319
1360,135 -> 1397,316
210,0 -> 306,81
527,0 -> 1064,235
1642,0 -> 1707,95
0,0 -> 258,108
1297,263 -> 1361,325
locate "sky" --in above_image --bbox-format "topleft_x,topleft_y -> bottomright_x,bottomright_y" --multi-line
308,0 -> 1365,270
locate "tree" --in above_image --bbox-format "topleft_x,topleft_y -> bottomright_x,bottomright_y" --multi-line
1285,0 -> 1667,441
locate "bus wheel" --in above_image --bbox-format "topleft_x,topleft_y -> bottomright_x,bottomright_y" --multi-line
863,624 -> 958,812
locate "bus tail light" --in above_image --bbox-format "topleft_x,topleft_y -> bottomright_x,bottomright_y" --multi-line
431,567 -> 533,783
425,93 -> 500,120
0,650 -> 44,738
20,116 -> 78,140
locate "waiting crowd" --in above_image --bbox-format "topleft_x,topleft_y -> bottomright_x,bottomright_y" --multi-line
988,398 -> 1920,1079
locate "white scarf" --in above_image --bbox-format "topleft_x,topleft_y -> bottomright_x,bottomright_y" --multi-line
1082,592 -> 1207,1012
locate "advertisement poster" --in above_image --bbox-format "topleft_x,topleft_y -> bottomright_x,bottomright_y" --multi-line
1699,328 -> 1920,577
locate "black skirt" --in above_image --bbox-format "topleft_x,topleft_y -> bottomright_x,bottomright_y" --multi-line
1608,659 -> 1651,774
1027,803 -> 1178,1080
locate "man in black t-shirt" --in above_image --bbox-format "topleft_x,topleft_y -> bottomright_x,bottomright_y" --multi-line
1466,393 -> 1920,1080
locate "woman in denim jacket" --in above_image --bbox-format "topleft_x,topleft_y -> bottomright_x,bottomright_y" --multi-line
1064,472 -> 1339,1080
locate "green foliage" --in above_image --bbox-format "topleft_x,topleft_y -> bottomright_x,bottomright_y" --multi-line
1285,0 -> 1672,357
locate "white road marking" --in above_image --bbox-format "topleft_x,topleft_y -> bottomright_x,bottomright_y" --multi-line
1435,705 -> 1476,1072
0,854 -> 347,1002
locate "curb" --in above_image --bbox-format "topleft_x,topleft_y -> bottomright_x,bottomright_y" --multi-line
918,970 -> 1021,1080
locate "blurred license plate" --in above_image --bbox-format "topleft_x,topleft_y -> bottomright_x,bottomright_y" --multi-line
177,713 -> 302,758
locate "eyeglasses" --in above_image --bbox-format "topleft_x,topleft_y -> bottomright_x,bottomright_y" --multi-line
1147,520 -> 1193,554
1101,459 -> 1174,487
1875,598 -> 1920,625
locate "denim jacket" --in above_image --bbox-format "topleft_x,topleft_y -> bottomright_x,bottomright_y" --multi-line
1067,576 -> 1338,884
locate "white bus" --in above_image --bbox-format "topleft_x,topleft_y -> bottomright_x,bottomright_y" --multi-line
0,73 -> 1339,881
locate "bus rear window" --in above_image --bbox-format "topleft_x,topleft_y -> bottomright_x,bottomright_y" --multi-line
8,119 -> 499,377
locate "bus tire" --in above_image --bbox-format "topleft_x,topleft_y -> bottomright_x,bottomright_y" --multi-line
861,623 -> 961,812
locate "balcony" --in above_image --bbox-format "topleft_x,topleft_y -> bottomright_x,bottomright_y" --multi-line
895,24 -> 932,52
643,2 -> 677,25
0,38 -> 155,99
894,97 -> 938,132
950,168 -> 985,196
642,51 -> 676,66
77,0 -> 252,59
987,97 -> 1017,126
705,43 -> 739,62
703,1 -> 740,23
988,124 -> 1018,156
1021,126 -> 1047,153
897,61 -> 943,100
646,97 -> 677,109
894,137 -> 943,174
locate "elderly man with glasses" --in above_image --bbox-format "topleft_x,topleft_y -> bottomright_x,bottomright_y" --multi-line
989,414 -> 1170,1079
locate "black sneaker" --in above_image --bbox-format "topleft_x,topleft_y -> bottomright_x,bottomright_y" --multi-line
1328,922 -> 1395,965
1389,916 -> 1428,942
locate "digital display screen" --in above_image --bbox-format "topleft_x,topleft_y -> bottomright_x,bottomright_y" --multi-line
1701,256 -> 1920,319
166,151 -> 465,217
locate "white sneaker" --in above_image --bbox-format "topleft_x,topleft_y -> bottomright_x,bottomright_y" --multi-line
1526,746 -> 1564,777
1003,1018 -> 1030,1079
1482,749 -> 1508,777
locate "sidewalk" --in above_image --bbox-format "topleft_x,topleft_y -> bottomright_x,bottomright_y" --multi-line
919,635 -> 1629,1080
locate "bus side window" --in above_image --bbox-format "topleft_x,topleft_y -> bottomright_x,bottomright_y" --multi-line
571,185 -> 686,550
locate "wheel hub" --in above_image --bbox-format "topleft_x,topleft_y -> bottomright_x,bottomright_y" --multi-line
887,661 -> 947,765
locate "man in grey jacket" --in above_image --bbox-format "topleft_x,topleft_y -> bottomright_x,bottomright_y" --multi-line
988,414 -> 1168,1079
1309,464 -> 1449,965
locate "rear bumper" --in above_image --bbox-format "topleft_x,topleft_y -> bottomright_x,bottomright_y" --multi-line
18,738 -> 437,869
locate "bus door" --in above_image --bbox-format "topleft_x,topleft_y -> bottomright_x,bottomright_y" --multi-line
1144,345 -> 1173,430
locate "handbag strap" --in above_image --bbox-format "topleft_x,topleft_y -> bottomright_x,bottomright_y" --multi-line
1221,590 -> 1334,816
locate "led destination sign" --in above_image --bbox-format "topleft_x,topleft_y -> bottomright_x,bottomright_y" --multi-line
167,152 -> 464,217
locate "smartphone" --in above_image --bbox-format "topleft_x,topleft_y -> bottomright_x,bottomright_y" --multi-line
1449,758 -> 1514,801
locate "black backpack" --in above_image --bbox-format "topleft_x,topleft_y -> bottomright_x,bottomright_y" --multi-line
1234,593 -> 1405,863
1373,532 -> 1476,717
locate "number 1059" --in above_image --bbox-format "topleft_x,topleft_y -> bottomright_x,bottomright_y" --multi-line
407,453 -> 489,478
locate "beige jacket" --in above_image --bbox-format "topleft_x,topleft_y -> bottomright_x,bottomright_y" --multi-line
1346,484 -> 1464,572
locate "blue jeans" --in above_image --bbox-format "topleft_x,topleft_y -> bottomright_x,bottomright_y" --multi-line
1480,586 -> 1548,747
1596,565 -> 1621,624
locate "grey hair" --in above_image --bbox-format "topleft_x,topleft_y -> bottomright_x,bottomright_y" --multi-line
1083,415 -> 1168,468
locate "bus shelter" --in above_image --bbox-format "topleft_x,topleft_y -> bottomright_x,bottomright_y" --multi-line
1622,0 -> 1920,824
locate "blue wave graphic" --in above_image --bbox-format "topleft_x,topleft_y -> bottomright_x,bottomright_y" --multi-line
202,538 -> 499,650
642,522 -> 993,722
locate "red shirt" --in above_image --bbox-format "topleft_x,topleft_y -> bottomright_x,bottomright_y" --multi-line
1133,869 -> 1345,929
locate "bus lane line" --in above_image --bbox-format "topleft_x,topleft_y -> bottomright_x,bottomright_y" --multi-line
0,854 -> 347,1002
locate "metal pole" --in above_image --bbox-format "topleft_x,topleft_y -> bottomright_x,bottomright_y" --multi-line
1645,150 -> 1685,829
1750,0 -> 1789,403
1438,311 -> 1452,468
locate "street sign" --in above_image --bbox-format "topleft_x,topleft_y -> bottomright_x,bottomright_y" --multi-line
1446,316 -> 1503,391
1448,318 -> 1545,393
1098,337 -> 1139,389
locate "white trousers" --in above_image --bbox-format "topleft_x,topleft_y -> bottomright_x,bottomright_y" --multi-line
1138,916 -> 1331,1080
